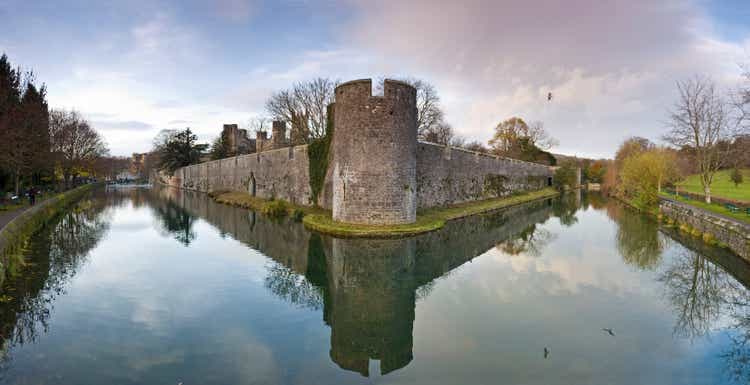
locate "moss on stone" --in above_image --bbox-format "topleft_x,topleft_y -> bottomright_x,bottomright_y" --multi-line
211,191 -> 325,217
483,174 -> 509,197
307,104 -> 334,205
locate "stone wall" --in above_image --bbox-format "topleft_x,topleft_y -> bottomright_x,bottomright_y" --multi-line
659,198 -> 750,260
416,142 -> 553,208
157,145 -> 314,206
331,79 -> 418,225
158,140 -> 555,211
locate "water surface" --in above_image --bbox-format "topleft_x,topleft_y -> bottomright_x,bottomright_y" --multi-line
0,187 -> 749,384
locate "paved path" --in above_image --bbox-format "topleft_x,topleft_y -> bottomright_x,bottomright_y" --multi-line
0,206 -> 29,230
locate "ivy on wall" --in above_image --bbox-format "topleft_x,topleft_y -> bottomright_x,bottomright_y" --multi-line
484,174 -> 509,196
307,104 -> 334,205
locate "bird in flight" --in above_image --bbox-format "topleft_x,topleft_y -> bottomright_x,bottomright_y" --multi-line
547,92 -> 553,101
602,328 -> 615,336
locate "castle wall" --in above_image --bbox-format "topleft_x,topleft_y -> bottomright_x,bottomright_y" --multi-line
158,78 -> 554,218
416,142 -> 553,208
158,141 -> 554,211
158,145 -> 313,206
331,79 -> 417,225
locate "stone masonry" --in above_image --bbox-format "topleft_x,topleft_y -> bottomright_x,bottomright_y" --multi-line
158,78 -> 554,225
660,198 -> 750,260
331,79 -> 418,225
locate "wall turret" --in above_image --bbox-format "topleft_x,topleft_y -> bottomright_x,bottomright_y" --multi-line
271,120 -> 287,149
331,79 -> 417,225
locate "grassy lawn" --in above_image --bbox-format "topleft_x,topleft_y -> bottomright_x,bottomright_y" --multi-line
660,192 -> 750,224
676,169 -> 750,203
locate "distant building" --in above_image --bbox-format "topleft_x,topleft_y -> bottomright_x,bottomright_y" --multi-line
220,121 -> 290,155
222,124 -> 256,155
130,153 -> 148,179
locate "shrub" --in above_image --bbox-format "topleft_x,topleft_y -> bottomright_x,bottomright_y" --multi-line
262,200 -> 289,218
292,208 -> 304,222
553,161 -> 577,191
731,167 -> 743,187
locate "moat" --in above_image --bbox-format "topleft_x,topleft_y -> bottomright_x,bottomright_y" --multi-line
1,186 -> 749,385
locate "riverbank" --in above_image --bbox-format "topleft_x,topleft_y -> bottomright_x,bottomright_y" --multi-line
610,192 -> 747,254
659,197 -> 750,260
303,188 -> 560,238
0,184 -> 100,286
208,188 -> 559,238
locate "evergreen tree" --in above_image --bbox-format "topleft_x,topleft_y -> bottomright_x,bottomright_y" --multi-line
0,54 -> 26,194
20,77 -> 51,184
209,130 -> 231,160
154,128 -> 208,174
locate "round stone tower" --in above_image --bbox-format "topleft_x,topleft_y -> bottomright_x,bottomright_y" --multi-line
331,79 -> 417,225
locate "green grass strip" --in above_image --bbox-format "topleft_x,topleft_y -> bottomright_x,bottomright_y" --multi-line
303,188 -> 560,238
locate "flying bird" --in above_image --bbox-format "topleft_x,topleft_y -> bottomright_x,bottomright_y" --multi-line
547,92 -> 553,101
544,347 -> 550,359
602,328 -> 615,336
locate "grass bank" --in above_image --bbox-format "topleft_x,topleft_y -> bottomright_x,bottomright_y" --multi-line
209,191 -> 325,219
0,183 -> 100,286
303,188 -> 559,238
677,169 -> 750,203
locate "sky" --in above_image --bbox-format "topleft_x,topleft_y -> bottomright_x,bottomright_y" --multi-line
0,0 -> 749,158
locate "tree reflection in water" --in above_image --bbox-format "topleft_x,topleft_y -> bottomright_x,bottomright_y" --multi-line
606,204 -> 665,270
5,186 -> 750,382
0,195 -> 110,359
495,223 -> 556,257
655,229 -> 750,384
552,191 -> 580,227
150,199 -> 198,246
659,249 -> 734,338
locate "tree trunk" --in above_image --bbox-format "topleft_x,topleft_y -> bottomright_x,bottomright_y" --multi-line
14,172 -> 20,197
704,186 -> 711,204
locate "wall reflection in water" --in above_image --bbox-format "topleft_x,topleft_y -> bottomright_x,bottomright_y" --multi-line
1,186 -> 749,383
148,186 -> 571,376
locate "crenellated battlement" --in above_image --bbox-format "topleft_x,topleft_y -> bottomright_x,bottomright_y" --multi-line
331,78 -> 418,225
334,78 -> 417,103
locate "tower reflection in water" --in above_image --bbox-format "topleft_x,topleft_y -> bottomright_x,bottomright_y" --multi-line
151,186 -> 557,376
4,187 -> 750,382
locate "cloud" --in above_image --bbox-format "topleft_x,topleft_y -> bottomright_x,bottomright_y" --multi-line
168,119 -> 192,125
212,0 -> 256,22
341,0 -> 750,157
92,120 -> 154,131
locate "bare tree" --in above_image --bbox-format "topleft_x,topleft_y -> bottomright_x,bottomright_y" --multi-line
377,77 -> 444,140
265,78 -> 337,141
527,121 -> 559,150
665,77 -> 738,203
422,121 -> 455,145
247,115 -> 269,134
49,109 -> 108,188
738,64 -> 750,129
